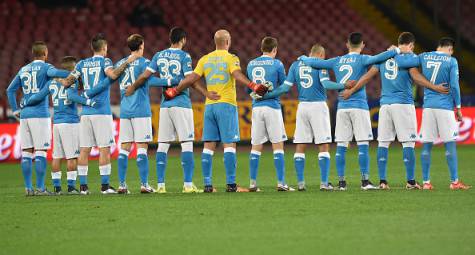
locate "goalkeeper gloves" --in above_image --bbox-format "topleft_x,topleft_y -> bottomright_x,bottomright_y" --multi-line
247,81 -> 269,96
164,87 -> 178,100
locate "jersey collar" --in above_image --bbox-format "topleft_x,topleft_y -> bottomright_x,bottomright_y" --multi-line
348,52 -> 360,55
32,60 -> 45,63
93,55 -> 104,58
168,47 -> 180,50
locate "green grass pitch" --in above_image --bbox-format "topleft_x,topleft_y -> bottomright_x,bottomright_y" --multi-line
0,145 -> 474,255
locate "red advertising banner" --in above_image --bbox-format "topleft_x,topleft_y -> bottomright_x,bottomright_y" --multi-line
0,106 -> 474,162
0,120 -> 138,162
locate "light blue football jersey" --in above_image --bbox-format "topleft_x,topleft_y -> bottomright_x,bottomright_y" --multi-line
419,51 -> 461,110
285,59 -> 330,102
378,53 -> 420,105
301,49 -> 398,110
147,48 -> 193,109
71,55 -> 113,115
247,55 -> 286,109
6,60 -> 69,119
116,56 -> 152,118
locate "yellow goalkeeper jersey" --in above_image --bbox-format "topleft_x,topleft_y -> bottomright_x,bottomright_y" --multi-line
193,50 -> 241,106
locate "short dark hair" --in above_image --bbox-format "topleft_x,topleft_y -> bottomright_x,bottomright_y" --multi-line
348,32 -> 363,47
127,34 -> 144,51
261,37 -> 278,53
398,32 -> 415,45
60,56 -> 77,71
438,37 -> 455,48
91,33 -> 107,52
169,27 -> 186,44
32,41 -> 47,57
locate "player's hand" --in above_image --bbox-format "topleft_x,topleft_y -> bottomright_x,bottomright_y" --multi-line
13,110 -> 20,121
206,91 -> 221,101
164,87 -> 178,100
432,83 -> 449,94
456,108 -> 463,122
126,52 -> 140,64
387,45 -> 397,51
263,81 -> 274,91
125,85 -> 135,96
247,82 -> 269,96
341,89 -> 353,100
250,92 -> 263,100
344,80 -> 356,89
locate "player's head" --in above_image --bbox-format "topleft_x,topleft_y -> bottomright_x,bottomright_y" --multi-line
214,29 -> 231,50
437,37 -> 455,55
398,32 -> 415,52
261,37 -> 278,58
91,33 -> 108,56
60,56 -> 77,71
127,34 -> 144,56
347,32 -> 364,52
309,44 -> 325,59
170,27 -> 187,47
32,41 -> 48,60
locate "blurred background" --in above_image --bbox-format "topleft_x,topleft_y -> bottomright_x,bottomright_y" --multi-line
1,0 -> 475,160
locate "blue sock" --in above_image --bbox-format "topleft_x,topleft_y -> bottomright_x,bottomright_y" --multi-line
403,146 -> 416,181
99,164 -> 111,185
249,152 -> 260,182
21,153 -> 33,189
117,152 -> 129,185
224,149 -> 237,184
421,143 -> 433,182
79,175 -> 87,185
318,152 -> 330,185
444,142 -> 458,182
67,179 -> 75,188
377,147 -> 388,181
335,146 -> 347,180
101,175 -> 109,185
358,144 -> 370,180
181,151 -> 194,183
274,151 -> 285,185
52,178 -> 61,188
202,151 -> 213,186
35,152 -> 47,190
156,152 -> 167,184
294,154 -> 305,183
137,153 -> 149,185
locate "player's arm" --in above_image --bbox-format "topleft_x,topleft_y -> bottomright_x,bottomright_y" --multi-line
66,83 -> 98,107
408,68 -> 449,94
84,78 -> 114,98
105,54 -> 138,80
261,63 -> 295,100
190,79 -> 221,100
232,70 -> 269,96
147,76 -> 180,87
299,56 -> 337,69
362,48 -> 400,66
397,54 -> 420,69
22,84 -> 50,107
46,65 -> 70,78
341,66 -> 379,100
450,59 -> 462,121
6,74 -> 21,114
61,61 -> 82,88
319,69 -> 354,90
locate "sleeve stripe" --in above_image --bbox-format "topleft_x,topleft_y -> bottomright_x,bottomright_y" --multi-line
284,81 -> 293,86
104,66 -> 113,71
146,67 -> 156,73
184,71 -> 192,76
320,77 -> 330,81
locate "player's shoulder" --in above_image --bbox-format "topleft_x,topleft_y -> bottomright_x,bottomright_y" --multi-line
274,58 -> 285,67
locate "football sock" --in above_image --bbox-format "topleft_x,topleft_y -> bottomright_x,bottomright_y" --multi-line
21,151 -> 33,190
202,149 -> 214,186
358,143 -> 369,180
118,149 -> 129,185
335,145 -> 347,181
402,144 -> 416,181
99,164 -> 111,185
318,152 -> 330,185
181,142 -> 194,183
294,153 -> 305,184
67,171 -> 77,188
78,165 -> 88,185
377,147 -> 389,181
51,171 -> 61,188
421,142 -> 433,182
34,151 -> 47,190
156,143 -> 170,184
273,150 -> 285,185
136,148 -> 149,185
444,141 -> 458,182
249,150 -> 261,184
224,147 -> 237,185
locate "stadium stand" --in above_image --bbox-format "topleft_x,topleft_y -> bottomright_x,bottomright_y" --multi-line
1,0 -> 390,110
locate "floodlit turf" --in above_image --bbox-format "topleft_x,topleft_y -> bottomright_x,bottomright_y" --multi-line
0,145 -> 474,255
